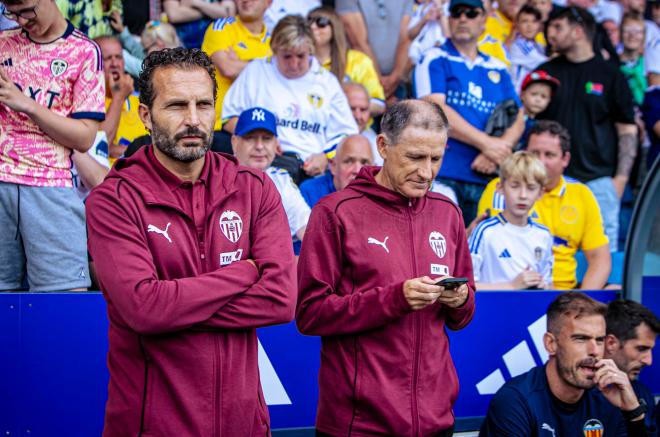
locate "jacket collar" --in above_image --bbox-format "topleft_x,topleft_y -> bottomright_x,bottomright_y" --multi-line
346,166 -> 428,215
443,38 -> 489,65
547,176 -> 567,198
107,146 -> 239,213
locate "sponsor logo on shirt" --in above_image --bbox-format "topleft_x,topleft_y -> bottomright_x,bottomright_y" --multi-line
277,117 -> 321,134
219,210 -> 243,243
367,236 -> 389,253
498,248 -> 512,258
14,83 -> 61,109
429,231 -> 447,258
147,223 -> 173,243
583,419 -> 604,437
585,81 -> 604,96
431,263 -> 449,276
220,249 -> 243,266
468,82 -> 483,100
553,235 -> 570,248
541,423 -> 555,436
50,59 -> 68,77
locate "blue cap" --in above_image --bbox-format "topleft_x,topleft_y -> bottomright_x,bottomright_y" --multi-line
235,107 -> 278,137
449,0 -> 484,10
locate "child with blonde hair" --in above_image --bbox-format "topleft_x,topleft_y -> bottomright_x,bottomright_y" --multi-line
469,151 -> 554,290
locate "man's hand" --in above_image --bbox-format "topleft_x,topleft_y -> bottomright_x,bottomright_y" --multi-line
217,0 -> 236,16
403,276 -> 443,310
512,267 -> 543,289
594,359 -> 642,413
303,153 -> 328,176
110,73 -> 134,101
109,10 -> 125,34
435,278 -> 469,308
246,259 -> 258,271
471,153 -> 498,174
611,175 -> 627,199
481,136 -> 513,164
0,66 -> 35,114
423,4 -> 442,22
381,74 -> 401,98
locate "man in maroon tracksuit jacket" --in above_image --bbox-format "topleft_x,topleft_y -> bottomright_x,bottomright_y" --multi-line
86,48 -> 296,436
297,99 -> 476,436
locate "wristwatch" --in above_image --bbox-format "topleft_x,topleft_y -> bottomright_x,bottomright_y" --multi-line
622,402 -> 647,421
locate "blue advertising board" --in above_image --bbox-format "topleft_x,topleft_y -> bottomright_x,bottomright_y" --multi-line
3,289 -> 659,436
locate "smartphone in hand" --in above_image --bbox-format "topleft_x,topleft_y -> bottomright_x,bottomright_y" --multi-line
435,277 -> 468,290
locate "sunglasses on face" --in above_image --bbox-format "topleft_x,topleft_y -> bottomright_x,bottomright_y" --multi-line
450,7 -> 481,19
308,16 -> 331,28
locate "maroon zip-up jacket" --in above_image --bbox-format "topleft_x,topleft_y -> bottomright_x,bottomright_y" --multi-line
297,167 -> 476,437
86,146 -> 296,437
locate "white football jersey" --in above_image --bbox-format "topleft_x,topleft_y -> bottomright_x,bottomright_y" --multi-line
266,166 -> 311,238
71,131 -> 110,200
223,56 -> 358,160
468,213 -> 553,285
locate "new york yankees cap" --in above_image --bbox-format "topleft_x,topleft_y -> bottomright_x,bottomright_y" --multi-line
235,107 -> 278,137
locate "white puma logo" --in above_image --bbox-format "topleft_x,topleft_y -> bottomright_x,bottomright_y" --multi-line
147,222 -> 172,243
367,236 -> 389,253
541,423 -> 555,436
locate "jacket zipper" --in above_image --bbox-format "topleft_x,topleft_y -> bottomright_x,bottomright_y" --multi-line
215,335 -> 221,437
138,337 -> 149,436
407,201 -> 421,437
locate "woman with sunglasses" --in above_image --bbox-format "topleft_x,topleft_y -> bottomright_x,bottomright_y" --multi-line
307,7 -> 386,117
223,14 -> 358,178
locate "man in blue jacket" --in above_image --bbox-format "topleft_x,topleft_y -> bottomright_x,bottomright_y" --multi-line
481,292 -> 648,436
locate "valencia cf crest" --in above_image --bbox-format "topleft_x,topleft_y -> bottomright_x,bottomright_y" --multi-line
429,231 -> 446,259
50,59 -> 68,77
219,210 -> 243,243
583,419 -> 604,437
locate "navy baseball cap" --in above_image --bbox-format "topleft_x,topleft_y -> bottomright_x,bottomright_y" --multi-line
449,0 -> 484,10
235,107 -> 278,137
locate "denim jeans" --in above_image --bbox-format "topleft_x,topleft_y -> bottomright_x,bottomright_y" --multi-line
436,178 -> 486,226
586,176 -> 620,252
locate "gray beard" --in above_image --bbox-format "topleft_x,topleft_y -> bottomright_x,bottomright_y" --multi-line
151,122 -> 212,163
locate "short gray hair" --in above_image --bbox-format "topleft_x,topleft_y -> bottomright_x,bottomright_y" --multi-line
380,99 -> 449,145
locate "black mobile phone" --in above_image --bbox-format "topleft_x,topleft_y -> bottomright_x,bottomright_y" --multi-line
435,277 -> 468,290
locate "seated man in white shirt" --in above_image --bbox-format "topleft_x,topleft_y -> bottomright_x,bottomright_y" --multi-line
232,107 -> 310,244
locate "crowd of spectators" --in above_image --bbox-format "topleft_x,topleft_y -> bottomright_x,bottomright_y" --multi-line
0,0 -> 658,293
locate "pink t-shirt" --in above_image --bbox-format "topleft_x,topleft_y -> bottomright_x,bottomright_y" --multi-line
0,23 -> 105,187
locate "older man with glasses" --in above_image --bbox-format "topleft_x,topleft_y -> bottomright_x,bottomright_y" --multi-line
415,0 -> 524,225
0,0 -> 104,292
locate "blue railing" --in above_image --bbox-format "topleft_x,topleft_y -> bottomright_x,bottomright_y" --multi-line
2,288 -> 658,436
